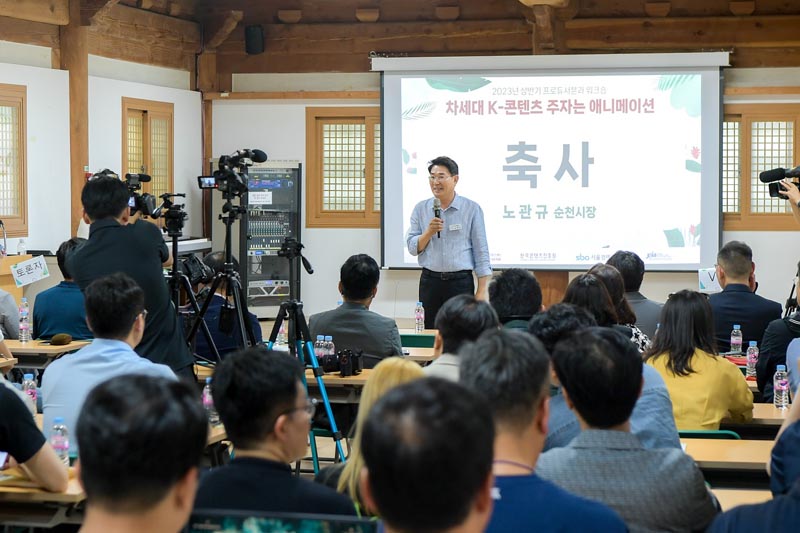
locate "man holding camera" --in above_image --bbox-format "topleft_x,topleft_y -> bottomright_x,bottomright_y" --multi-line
67,173 -> 195,380
779,178 -> 800,225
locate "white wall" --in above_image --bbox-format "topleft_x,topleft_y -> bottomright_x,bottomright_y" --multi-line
89,76 -> 203,236
0,62 -> 71,253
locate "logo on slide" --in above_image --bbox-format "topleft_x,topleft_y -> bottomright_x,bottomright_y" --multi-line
575,254 -> 591,261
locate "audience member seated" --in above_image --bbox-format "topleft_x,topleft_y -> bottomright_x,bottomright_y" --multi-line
757,263 -> 800,402
315,356 -> 424,511
460,328 -> 626,532
537,327 -> 719,531
194,251 -> 262,360
42,273 -> 175,454
561,273 -> 643,351
359,378 -> 494,533
588,263 -> 650,351
607,250 -> 662,337
33,237 -> 92,341
487,268 -> 543,329
0,287 -> 18,339
194,347 -> 355,516
645,290 -> 753,430
309,254 -> 401,364
769,398 -> 800,496
529,303 -> 680,451
0,385 -> 68,492
424,294 -> 499,381
787,338 -> 800,397
76,375 -> 207,533
710,240 -> 782,352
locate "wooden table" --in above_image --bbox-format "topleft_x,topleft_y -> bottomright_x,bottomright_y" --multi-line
7,340 -> 90,369
0,474 -> 85,528
681,438 -> 772,471
0,357 -> 17,370
405,347 -> 436,362
712,488 -> 772,511
399,328 -> 437,348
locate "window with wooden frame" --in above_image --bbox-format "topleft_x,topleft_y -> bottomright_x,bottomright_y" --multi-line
0,83 -> 27,237
306,107 -> 381,228
723,103 -> 800,231
122,97 -> 174,206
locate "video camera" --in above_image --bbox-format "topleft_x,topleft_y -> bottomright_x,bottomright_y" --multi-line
198,149 -> 267,196
758,166 -> 800,199
124,173 -> 158,217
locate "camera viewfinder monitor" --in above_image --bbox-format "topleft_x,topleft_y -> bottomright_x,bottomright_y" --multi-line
198,176 -> 218,189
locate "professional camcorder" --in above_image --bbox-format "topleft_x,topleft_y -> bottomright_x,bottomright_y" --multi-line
318,349 -> 363,377
758,166 -> 800,199
124,173 -> 158,216
197,149 -> 267,196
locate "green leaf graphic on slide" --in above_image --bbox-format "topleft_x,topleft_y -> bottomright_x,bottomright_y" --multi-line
426,77 -> 491,93
402,149 -> 410,165
685,160 -> 702,173
663,229 -> 685,248
402,102 -> 437,120
657,74 -> 701,117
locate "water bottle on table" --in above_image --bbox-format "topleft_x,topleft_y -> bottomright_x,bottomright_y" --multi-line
18,297 -> 31,343
730,324 -> 743,354
746,341 -> 759,378
50,417 -> 70,467
22,373 -> 37,412
414,301 -> 425,333
325,336 -> 335,358
774,365 -> 790,410
202,377 -> 219,425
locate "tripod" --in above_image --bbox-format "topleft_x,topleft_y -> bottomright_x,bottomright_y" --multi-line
267,238 -> 347,470
784,265 -> 800,318
156,193 -> 221,363
186,186 -> 257,354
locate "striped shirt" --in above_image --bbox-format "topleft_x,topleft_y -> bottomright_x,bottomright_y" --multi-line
406,194 -> 492,277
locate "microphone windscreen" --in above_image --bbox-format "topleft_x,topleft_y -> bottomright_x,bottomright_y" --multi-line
759,168 -> 787,183
251,149 -> 268,163
433,198 -> 441,209
50,333 -> 73,346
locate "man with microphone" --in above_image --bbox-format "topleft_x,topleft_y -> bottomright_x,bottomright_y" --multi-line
406,156 -> 491,329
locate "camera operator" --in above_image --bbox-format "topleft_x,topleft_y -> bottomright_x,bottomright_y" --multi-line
778,178 -> 800,225
67,173 -> 194,381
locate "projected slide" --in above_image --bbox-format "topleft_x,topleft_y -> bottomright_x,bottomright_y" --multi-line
380,56 -> 724,271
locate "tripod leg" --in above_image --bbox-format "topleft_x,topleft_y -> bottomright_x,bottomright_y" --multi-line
180,275 -> 221,363
186,273 -> 226,343
229,276 -> 257,347
266,302 -> 289,349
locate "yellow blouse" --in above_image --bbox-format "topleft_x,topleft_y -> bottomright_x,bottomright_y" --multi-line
647,349 -> 754,430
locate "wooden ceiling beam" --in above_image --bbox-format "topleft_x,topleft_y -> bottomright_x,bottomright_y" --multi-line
216,20 -> 531,56
81,0 -> 121,26
89,3 -> 200,70
204,10 -> 243,50
0,0 -> 68,25
518,0 -> 570,7
0,15 -> 59,47
565,15 -> 800,49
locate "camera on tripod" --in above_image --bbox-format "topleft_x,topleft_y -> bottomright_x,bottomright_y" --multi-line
197,149 -> 268,196
318,349 -> 363,377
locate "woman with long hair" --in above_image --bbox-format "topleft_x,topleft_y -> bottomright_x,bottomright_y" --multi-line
588,263 -> 651,352
561,274 -> 618,327
316,356 -> 424,514
645,290 -> 753,430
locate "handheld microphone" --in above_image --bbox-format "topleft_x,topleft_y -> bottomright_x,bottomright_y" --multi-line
759,166 -> 800,183
433,198 -> 442,239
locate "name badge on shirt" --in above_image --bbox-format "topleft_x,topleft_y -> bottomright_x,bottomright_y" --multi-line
449,224 -> 462,231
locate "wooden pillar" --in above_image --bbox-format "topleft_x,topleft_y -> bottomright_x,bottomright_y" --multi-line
60,0 -> 89,236
534,270 -> 569,308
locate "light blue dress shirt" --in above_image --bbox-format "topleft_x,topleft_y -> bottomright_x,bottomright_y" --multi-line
42,338 -> 176,454
545,364 -> 681,451
406,194 -> 492,277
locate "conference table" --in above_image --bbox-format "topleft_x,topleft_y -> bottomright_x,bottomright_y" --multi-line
681,438 -> 772,471
712,488 -> 772,511
6,340 -> 89,370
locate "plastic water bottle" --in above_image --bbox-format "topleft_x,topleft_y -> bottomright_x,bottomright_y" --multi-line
746,341 -> 759,378
16,239 -> 26,255
325,336 -> 335,358
730,324 -> 743,353
18,297 -> 31,342
22,373 -> 37,412
314,335 -> 325,357
337,299 -> 343,307
50,417 -> 70,467
774,365 -> 790,410
202,377 -> 219,425
415,301 -> 425,333
276,322 -> 287,345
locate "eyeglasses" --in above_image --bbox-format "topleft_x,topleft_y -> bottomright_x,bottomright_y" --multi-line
281,398 -> 317,419
428,174 -> 452,182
